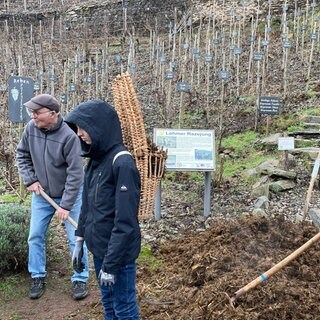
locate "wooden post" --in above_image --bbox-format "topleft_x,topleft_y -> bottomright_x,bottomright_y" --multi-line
18,55 -> 25,200
306,20 -> 317,91
254,37 -> 262,131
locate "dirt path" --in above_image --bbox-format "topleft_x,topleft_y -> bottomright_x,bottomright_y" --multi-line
0,222 -> 103,320
0,273 -> 101,320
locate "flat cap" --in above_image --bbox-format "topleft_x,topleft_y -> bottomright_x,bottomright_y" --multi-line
24,94 -> 60,112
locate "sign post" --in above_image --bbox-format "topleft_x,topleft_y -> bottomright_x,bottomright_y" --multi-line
8,76 -> 34,123
259,96 -> 281,135
8,75 -> 34,200
154,128 -> 216,219
278,136 -> 295,170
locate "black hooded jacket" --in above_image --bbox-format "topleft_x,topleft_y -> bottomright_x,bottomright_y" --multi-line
65,99 -> 141,274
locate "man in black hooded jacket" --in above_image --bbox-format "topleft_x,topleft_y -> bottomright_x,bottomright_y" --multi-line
65,99 -> 141,320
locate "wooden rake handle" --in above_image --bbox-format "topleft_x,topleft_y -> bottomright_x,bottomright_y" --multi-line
230,230 -> 320,306
39,188 -> 78,229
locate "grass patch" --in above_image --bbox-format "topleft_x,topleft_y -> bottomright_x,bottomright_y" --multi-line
219,131 -> 277,178
270,115 -> 298,132
221,131 -> 259,155
295,140 -> 320,148
0,274 -> 26,301
298,106 -> 320,116
221,152 -> 275,178
137,245 -> 162,270
0,193 -> 21,203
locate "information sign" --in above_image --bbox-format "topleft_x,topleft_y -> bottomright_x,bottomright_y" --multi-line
8,76 -> 34,122
259,96 -> 280,115
278,137 -> 294,150
153,128 -> 216,171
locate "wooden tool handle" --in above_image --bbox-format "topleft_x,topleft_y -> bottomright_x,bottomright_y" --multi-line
39,188 -> 78,229
232,230 -> 320,301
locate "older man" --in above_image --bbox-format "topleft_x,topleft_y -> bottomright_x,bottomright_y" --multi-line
16,94 -> 89,300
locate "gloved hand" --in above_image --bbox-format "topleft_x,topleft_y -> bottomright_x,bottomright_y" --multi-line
72,239 -> 85,273
98,270 -> 116,286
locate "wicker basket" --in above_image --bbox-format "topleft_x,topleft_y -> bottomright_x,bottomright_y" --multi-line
112,72 -> 167,220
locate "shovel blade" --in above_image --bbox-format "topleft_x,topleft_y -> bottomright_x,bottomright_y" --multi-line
309,208 -> 320,228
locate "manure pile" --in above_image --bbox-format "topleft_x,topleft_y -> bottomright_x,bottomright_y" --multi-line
138,215 -> 320,320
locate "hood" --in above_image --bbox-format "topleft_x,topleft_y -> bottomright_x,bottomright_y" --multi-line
65,99 -> 123,158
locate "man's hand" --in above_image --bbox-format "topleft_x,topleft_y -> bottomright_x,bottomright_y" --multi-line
72,239 -> 85,273
56,207 -> 70,221
98,270 -> 116,286
27,182 -> 42,195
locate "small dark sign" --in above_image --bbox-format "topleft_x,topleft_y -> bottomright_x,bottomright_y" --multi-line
177,82 -> 190,93
234,47 -> 243,55
69,83 -> 76,92
310,33 -> 318,40
8,76 -> 34,122
34,82 -> 40,91
253,52 -> 263,61
283,41 -> 292,48
165,71 -> 174,80
85,76 -> 93,84
218,71 -> 231,80
60,93 -> 67,104
259,96 -> 281,115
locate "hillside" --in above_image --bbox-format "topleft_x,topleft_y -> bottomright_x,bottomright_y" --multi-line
1,1 -> 320,319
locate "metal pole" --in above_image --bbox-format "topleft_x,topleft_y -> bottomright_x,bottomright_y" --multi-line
154,182 -> 162,221
204,171 -> 211,216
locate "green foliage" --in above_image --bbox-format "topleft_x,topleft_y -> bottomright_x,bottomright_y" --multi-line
298,107 -> 320,116
221,131 -> 259,155
287,125 -> 302,132
270,115 -> 298,132
219,131 -> 276,179
0,205 -> 30,275
0,194 -> 20,203
137,245 -> 162,270
183,110 -> 205,127
221,153 -> 275,178
295,140 -> 319,148
0,274 -> 25,301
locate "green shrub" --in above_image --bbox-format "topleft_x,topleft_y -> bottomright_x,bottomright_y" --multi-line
0,204 -> 30,275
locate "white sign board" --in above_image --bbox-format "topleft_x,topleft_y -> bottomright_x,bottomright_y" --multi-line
278,137 -> 295,151
154,128 -> 216,171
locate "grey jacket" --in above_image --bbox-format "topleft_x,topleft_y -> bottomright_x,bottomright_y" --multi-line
16,115 -> 84,210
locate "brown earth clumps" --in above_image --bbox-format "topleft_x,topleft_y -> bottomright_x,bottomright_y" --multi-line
138,214 -> 320,319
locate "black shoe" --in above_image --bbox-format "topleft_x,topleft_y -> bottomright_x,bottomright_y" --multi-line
72,281 -> 88,300
29,277 -> 46,299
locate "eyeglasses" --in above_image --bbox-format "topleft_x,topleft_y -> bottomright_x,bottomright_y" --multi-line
27,109 -> 52,117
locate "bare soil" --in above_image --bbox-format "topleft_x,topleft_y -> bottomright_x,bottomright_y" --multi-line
138,214 -> 320,320
1,212 -> 319,320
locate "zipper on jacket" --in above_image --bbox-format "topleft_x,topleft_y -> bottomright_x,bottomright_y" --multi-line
43,134 -> 50,194
95,171 -> 102,202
